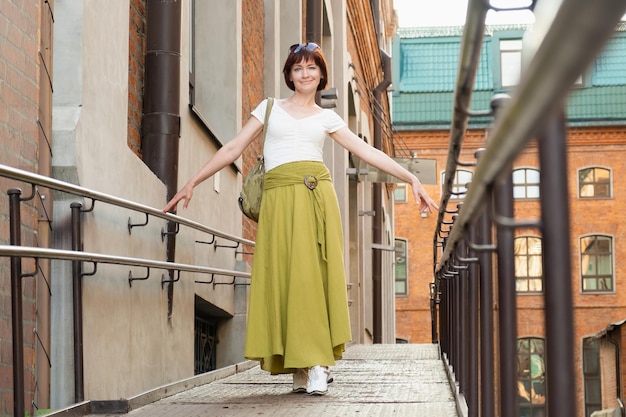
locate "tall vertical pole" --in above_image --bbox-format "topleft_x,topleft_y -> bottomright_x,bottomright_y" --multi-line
476,161 -> 495,417
538,110 -> 577,417
494,163 -> 518,417
70,202 -> 85,402
9,188 -> 25,417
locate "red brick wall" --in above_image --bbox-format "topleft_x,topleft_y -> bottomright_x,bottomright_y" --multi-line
241,0 -> 265,243
394,126 -> 626,416
128,0 -> 146,157
0,1 -> 42,415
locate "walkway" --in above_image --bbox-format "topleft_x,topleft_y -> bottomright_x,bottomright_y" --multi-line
82,344 -> 460,417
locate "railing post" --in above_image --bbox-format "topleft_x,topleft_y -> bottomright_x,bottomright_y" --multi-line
457,240 -> 469,396
478,208 -> 496,417
71,202 -> 85,403
467,222 -> 479,417
537,109 -> 577,417
440,275 -> 449,359
492,94 -> 519,417
9,188 -> 25,417
476,152 -> 495,417
494,161 -> 519,417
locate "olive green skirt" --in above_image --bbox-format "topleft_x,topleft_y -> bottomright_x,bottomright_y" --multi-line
244,161 -> 352,374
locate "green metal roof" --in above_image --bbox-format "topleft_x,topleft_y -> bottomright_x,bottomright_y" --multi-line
392,24 -> 626,130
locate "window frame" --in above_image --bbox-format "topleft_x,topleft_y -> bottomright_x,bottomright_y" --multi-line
517,337 -> 547,417
578,166 -> 612,199
394,183 -> 408,203
394,238 -> 409,297
499,38 -> 523,88
580,234 -> 615,293
582,337 -> 602,417
513,167 -> 540,200
491,30 -> 525,91
442,169 -> 473,200
514,235 -> 543,294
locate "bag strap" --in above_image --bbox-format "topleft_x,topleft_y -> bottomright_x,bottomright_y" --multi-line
261,97 -> 274,148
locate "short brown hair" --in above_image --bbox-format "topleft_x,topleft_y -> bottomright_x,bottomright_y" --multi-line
282,43 -> 329,91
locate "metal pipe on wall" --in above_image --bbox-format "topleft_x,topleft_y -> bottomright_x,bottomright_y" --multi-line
142,0 -> 182,317
306,0 -> 322,44
372,50 -> 391,343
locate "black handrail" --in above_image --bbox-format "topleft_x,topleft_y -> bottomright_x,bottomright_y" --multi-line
3,163 -> 253,417
0,163 -> 254,248
432,0 -> 626,416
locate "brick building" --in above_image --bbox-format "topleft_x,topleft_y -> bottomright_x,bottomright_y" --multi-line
0,1 -> 54,415
392,24 -> 626,417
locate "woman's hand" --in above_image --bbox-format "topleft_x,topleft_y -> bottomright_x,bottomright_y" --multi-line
411,178 -> 439,214
163,182 -> 194,213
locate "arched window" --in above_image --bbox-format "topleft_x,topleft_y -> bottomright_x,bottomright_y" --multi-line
513,168 -> 540,199
518,337 -> 546,416
442,169 -> 473,200
579,167 -> 611,198
515,236 -> 543,293
580,235 -> 614,292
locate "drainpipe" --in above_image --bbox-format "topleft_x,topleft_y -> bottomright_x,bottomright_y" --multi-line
306,0 -> 322,105
306,0 -> 322,44
141,0 -> 181,317
372,50 -> 392,343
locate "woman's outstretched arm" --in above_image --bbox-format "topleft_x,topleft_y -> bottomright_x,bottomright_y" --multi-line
330,126 -> 439,213
163,116 -> 264,213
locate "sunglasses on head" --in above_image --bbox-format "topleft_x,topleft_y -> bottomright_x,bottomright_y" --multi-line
288,42 -> 320,54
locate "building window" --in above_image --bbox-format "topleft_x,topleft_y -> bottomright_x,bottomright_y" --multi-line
442,169 -> 473,200
579,167 -> 611,198
581,235 -> 613,292
395,238 -> 408,296
583,338 -> 602,417
394,184 -> 408,203
518,337 -> 546,417
513,168 -> 540,199
191,0 -> 241,144
194,316 -> 217,374
500,39 -> 522,87
515,236 -> 543,293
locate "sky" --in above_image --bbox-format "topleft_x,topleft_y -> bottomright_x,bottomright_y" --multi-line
393,0 -> 535,28
393,1 -> 626,29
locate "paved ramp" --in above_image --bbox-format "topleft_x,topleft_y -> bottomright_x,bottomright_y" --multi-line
86,344 -> 459,417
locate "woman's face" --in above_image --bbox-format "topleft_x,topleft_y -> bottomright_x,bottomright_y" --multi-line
289,58 -> 323,93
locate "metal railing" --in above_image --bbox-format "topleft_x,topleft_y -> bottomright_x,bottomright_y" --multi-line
432,1 -> 626,417
2,163 -> 253,417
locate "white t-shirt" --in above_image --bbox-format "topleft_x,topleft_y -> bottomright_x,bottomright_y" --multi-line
251,98 -> 347,172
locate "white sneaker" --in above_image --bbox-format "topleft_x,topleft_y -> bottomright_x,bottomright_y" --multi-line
292,368 -> 308,393
306,365 -> 329,395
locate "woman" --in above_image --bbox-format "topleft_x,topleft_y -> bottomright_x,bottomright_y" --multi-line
163,42 -> 439,395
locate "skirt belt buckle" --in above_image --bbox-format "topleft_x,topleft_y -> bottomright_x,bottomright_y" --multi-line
304,175 -> 318,190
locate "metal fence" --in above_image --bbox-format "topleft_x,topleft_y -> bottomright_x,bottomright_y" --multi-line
431,1 -> 626,417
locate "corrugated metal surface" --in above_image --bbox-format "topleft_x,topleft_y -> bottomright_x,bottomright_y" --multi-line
393,25 -> 626,129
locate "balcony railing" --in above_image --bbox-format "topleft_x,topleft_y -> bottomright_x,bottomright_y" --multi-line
432,1 -> 626,417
